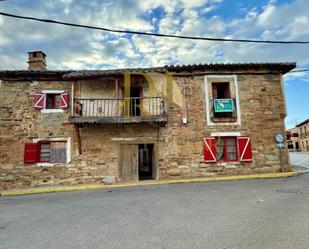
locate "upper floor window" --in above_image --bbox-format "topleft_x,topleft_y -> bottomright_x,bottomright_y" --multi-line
204,75 -> 240,126
34,91 -> 69,111
212,82 -> 230,99
212,82 -> 233,118
46,94 -> 61,109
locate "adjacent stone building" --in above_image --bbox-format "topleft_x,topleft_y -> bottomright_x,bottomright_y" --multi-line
0,51 -> 296,190
296,119 -> 309,152
286,127 -> 301,151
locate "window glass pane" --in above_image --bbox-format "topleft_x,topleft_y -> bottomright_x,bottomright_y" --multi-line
227,152 -> 236,161
227,145 -> 236,152
226,138 -> 236,145
226,138 -> 237,161
46,94 -> 61,109
46,94 -> 54,109
216,138 -> 225,161
55,94 -> 61,109
40,143 -> 50,161
213,82 -> 230,99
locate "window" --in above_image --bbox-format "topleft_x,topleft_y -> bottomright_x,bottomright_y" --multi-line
34,91 -> 69,110
212,82 -> 233,118
215,137 -> 237,162
24,141 -> 67,164
39,141 -> 66,163
205,75 -> 241,126
204,136 -> 252,163
46,94 -> 61,109
212,82 -> 230,99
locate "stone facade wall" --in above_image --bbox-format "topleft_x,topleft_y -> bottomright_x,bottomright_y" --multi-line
0,70 -> 289,190
297,122 -> 309,151
0,80 -> 74,189
158,73 -> 289,178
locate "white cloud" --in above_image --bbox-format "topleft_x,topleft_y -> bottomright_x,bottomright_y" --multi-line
0,0 -> 308,75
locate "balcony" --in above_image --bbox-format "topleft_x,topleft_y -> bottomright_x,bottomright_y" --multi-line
210,98 -> 237,122
69,97 -> 167,126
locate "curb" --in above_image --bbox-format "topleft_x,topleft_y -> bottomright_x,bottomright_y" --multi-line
298,169 -> 309,175
0,172 -> 300,197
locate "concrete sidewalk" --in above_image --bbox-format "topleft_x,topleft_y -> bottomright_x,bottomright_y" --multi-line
292,165 -> 309,172
0,171 -> 300,197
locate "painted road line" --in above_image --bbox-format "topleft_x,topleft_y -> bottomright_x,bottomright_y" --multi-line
295,157 -> 309,166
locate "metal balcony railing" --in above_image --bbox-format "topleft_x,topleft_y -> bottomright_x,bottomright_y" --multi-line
72,97 -> 165,117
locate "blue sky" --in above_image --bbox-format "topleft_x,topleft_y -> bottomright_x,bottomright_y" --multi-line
0,0 -> 308,128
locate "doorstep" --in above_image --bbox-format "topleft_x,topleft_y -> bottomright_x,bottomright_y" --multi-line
0,171 -> 300,197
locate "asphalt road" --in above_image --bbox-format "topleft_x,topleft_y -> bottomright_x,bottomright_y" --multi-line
290,152 -> 309,170
1,175 -> 309,249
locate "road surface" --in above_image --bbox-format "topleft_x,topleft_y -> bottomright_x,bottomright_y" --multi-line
290,152 -> 309,170
1,174 -> 309,249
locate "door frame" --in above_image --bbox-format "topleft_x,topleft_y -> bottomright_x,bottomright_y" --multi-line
130,86 -> 143,116
117,141 -> 158,181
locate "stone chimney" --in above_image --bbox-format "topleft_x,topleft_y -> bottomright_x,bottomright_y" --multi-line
28,51 -> 47,70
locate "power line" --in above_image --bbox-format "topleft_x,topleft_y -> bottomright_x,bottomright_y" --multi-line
287,119 -> 301,126
1,11 -> 309,44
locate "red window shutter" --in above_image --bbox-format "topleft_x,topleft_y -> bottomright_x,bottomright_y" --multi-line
203,137 -> 217,162
237,137 -> 252,162
60,92 -> 69,109
24,143 -> 40,164
34,92 -> 45,109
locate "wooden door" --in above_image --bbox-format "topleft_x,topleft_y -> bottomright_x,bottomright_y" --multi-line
119,144 -> 138,181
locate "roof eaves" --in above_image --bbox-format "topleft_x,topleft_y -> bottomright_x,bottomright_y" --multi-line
62,67 -> 167,80
296,119 -> 309,127
164,62 -> 296,74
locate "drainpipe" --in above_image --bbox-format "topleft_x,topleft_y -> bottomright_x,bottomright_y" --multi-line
71,81 -> 74,116
183,80 -> 189,125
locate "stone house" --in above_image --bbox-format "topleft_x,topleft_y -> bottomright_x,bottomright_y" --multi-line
0,51 -> 295,190
286,127 -> 300,151
296,119 -> 309,151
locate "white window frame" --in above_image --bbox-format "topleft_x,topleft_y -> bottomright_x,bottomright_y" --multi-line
33,137 -> 71,166
41,90 -> 65,113
204,75 -> 241,126
211,132 -> 241,137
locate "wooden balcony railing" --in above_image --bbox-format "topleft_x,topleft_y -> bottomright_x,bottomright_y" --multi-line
69,97 -> 167,125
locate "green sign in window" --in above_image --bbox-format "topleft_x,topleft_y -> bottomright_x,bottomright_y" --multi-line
214,99 -> 234,113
